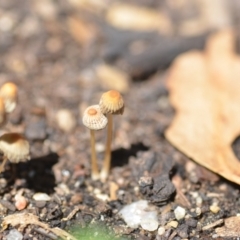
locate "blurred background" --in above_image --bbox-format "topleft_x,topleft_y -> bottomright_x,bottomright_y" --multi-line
1,0 -> 239,96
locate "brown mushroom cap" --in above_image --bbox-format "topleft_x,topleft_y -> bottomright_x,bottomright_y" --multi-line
0,133 -> 30,163
0,82 -> 18,113
82,105 -> 108,130
99,90 -> 124,115
0,98 -> 6,126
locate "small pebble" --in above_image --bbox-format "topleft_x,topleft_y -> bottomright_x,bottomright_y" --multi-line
70,193 -> 83,204
35,200 -> 47,208
196,196 -> 203,207
95,143 -> 105,152
195,207 -> 201,216
140,218 -> 159,231
210,205 -> 220,214
0,200 -> 16,211
0,14 -> 15,32
177,224 -> 189,238
0,178 -> 7,189
95,193 -> 109,202
25,118 -> 47,140
34,0 -> 57,20
33,193 -> 51,201
6,229 -> 23,240
15,195 -> 28,211
96,64 -> 129,93
185,218 -> 198,228
158,226 -> 165,235
167,221 -> 178,228
174,206 -> 186,220
56,109 -> 76,132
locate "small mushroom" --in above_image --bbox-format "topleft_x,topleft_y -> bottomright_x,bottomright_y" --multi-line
0,133 -> 30,173
0,97 -> 6,126
82,105 -> 108,180
0,82 -> 18,113
99,90 -> 124,181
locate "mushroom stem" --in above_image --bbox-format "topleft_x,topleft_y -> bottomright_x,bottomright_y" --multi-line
101,114 -> 113,181
0,156 -> 8,173
90,129 -> 99,180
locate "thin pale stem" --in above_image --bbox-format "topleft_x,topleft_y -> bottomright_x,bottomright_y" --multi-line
101,114 -> 113,181
0,156 -> 8,173
90,129 -> 99,180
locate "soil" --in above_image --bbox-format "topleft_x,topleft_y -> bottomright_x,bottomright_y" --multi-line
1,0 -> 240,239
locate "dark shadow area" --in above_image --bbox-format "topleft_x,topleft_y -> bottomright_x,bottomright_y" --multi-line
111,142 -> 149,168
15,153 -> 59,194
232,136 -> 240,160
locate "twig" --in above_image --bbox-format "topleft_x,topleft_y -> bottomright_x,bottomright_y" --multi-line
62,205 -> 85,221
34,227 -> 58,240
202,219 -> 224,231
168,230 -> 177,240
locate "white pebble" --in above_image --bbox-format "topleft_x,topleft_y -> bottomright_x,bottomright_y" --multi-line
140,218 -> 158,231
210,205 -> 220,214
158,226 -> 165,235
119,200 -> 158,229
196,196 -> 203,207
56,109 -> 76,132
95,143 -> 105,152
195,207 -> 201,216
174,206 -> 186,220
167,221 -> 178,228
95,193 -> 109,202
6,229 -> 23,240
33,193 -> 51,201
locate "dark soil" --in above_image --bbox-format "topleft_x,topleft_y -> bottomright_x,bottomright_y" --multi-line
1,0 -> 240,239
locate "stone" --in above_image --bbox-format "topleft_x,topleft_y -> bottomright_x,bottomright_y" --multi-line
119,200 -> 158,229
158,226 -> 165,236
174,206 -> 186,220
210,205 -> 220,214
56,109 -> 76,132
6,229 -> 23,240
96,64 -> 129,93
33,193 -> 51,201
167,220 -> 178,228
25,117 -> 47,140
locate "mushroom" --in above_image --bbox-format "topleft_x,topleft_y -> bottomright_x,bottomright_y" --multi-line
0,98 -> 6,127
82,105 -> 108,180
0,133 -> 30,173
99,90 -> 124,181
0,82 -> 18,113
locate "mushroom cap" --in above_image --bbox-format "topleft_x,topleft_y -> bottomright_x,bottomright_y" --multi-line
0,82 -> 18,113
99,90 -> 124,115
0,133 -> 30,163
82,105 -> 108,130
0,98 -> 6,126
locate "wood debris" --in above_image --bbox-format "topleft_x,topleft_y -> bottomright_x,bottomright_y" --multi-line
1,213 -> 77,240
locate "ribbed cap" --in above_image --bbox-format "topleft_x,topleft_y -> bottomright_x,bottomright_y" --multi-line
0,82 -> 18,113
0,133 -> 30,163
99,90 -> 124,115
82,105 -> 108,130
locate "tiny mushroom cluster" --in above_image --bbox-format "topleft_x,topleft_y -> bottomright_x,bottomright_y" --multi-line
0,82 -> 30,173
82,90 -> 124,181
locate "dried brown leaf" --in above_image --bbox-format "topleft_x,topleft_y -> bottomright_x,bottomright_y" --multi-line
215,216 -> 240,238
165,29 -> 240,184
